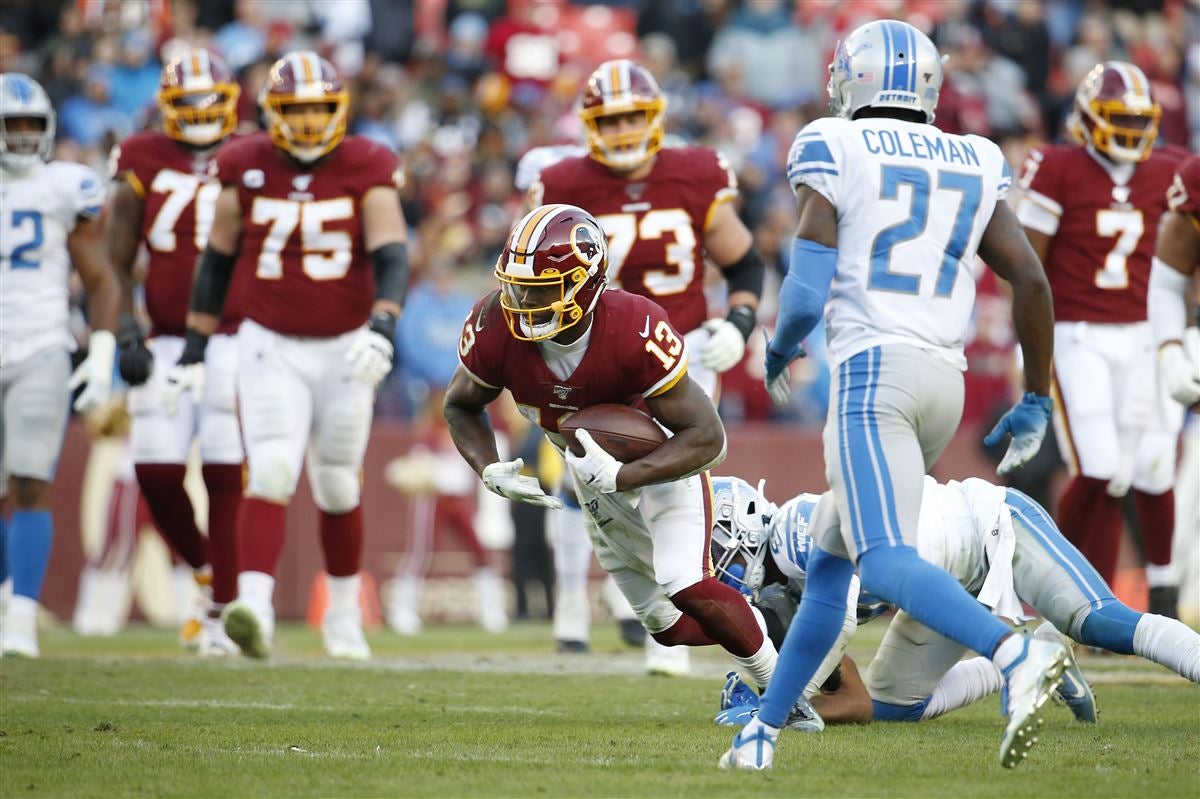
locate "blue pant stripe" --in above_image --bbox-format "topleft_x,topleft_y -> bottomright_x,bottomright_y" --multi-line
1005,489 -> 1112,607
838,359 -> 866,553
863,348 -> 902,546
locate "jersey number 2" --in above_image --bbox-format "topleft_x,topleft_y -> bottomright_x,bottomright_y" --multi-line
7,210 -> 44,269
869,166 -> 982,297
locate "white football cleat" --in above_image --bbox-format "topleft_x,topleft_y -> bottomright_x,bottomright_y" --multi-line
999,637 -> 1069,768
222,601 -> 273,660
198,614 -> 239,657
1,595 -> 41,658
323,606 -> 372,660
645,636 -> 690,676
718,718 -> 777,770
1033,622 -> 1096,723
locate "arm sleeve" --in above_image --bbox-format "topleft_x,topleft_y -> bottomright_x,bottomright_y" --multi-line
786,119 -> 841,206
1149,257 -> 1191,347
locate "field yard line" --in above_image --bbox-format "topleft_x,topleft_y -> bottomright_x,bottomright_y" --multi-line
3,696 -> 336,711
407,749 -> 628,767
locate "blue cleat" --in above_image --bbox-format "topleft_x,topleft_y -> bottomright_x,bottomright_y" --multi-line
720,671 -> 759,710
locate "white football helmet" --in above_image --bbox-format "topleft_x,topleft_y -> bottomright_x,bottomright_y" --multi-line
827,20 -> 944,123
710,476 -> 776,596
0,73 -> 55,173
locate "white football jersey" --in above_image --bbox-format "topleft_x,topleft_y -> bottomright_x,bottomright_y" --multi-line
772,475 -> 1015,614
787,117 -> 1012,369
1,160 -> 106,362
514,144 -> 587,191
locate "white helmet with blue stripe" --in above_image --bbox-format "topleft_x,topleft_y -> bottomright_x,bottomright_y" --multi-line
710,476 -> 776,596
0,73 -> 56,172
827,19 -> 944,124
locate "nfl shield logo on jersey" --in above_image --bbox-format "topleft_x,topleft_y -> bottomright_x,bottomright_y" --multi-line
553,385 -> 572,400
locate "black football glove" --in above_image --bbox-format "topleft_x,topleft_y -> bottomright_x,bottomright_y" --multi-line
117,314 -> 153,386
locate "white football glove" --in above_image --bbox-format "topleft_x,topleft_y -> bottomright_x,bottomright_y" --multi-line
564,429 -> 623,494
68,330 -> 116,414
700,318 -> 747,373
163,362 -> 205,417
1159,339 -> 1200,406
482,459 -> 564,509
346,327 -> 394,388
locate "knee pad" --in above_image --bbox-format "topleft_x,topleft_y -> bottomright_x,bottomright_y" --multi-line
310,465 -> 360,514
1079,600 -> 1140,655
248,457 -> 297,504
1133,434 -> 1177,494
198,408 -> 244,464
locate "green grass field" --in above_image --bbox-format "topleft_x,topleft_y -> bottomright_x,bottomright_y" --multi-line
1,620 -> 1197,798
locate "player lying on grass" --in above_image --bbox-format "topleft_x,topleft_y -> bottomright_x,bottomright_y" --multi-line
709,474 -> 1200,727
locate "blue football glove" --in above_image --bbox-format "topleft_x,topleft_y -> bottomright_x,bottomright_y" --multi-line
983,392 -> 1054,476
763,329 -> 806,408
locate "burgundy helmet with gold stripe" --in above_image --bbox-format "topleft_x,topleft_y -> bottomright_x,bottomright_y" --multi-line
578,59 -> 666,172
495,204 -> 609,341
157,49 -> 239,147
1070,61 -> 1161,163
260,50 -> 350,163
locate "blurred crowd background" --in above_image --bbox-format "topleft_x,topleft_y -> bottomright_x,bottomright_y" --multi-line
2,0 -> 1198,431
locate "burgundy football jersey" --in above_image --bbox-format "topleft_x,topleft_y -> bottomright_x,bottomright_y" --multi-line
1020,144 -> 1186,323
458,289 -> 689,436
532,147 -> 738,334
214,132 -> 402,337
111,131 -> 242,336
1167,153 -> 1200,223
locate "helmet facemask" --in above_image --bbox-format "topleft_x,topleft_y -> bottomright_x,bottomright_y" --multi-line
582,102 -> 666,172
0,112 -> 54,173
263,94 -> 349,163
159,85 -> 239,147
710,477 -> 772,598
1077,99 -> 1160,164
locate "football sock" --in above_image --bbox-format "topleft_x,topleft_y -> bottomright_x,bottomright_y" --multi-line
1133,489 -> 1175,572
669,577 -> 764,658
319,506 -> 364,577
552,502 -> 592,642
991,632 -> 1026,670
202,464 -> 242,605
237,497 -> 288,576
858,545 -> 1011,658
135,464 -> 209,570
921,657 -> 1004,720
1132,613 -> 1200,682
1079,599 -> 1140,653
758,545 -> 855,729
326,572 -> 361,615
1056,475 -> 1121,584
0,515 -> 9,583
730,637 -> 778,691
237,571 -> 275,624
8,510 -> 53,600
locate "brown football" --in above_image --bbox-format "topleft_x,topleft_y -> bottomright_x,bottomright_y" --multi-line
559,404 -> 667,461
